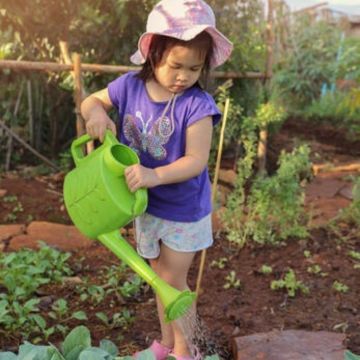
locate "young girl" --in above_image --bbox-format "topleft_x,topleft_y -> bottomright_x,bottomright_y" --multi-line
81,0 -> 232,358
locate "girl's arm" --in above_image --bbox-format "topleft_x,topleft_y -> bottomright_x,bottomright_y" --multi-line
125,116 -> 213,192
81,88 -> 116,142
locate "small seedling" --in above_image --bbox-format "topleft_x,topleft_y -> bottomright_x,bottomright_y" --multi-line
332,280 -> 349,293
348,250 -> 360,261
303,250 -> 311,258
224,271 -> 241,289
210,257 -> 228,269
271,269 -> 309,297
307,264 -> 328,277
259,264 -> 273,275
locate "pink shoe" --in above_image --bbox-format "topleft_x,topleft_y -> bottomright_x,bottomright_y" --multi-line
134,340 -> 172,360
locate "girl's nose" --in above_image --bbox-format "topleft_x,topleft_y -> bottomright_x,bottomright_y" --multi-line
176,71 -> 188,83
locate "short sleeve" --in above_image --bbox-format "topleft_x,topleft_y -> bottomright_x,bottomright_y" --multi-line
107,73 -> 129,109
186,91 -> 221,128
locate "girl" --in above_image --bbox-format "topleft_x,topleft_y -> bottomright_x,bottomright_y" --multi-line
81,0 -> 232,359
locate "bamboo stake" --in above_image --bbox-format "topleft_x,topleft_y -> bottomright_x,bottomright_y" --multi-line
195,97 -> 230,297
0,59 -> 267,79
0,120 -> 60,171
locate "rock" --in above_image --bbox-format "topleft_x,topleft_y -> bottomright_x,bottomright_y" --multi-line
0,189 -> 7,197
0,224 -> 26,242
8,221 -> 93,251
233,330 -> 346,360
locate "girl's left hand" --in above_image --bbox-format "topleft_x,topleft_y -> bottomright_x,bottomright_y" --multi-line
124,164 -> 160,192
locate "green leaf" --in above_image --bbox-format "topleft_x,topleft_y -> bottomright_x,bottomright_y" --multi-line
345,350 -> 360,360
78,348 -> 110,360
72,311 -> 88,320
132,350 -> 156,360
99,340 -> 118,356
18,342 -> 49,360
0,353 -> 17,360
62,326 -> 91,358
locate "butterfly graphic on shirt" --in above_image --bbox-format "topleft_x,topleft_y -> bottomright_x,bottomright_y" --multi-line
123,111 -> 173,161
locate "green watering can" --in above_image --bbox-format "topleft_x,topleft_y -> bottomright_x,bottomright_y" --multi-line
63,131 -> 196,322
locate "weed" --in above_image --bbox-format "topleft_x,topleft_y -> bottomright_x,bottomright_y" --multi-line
224,271 -> 241,289
332,280 -> 349,293
210,257 -> 228,269
259,264 -> 273,275
271,269 -> 309,297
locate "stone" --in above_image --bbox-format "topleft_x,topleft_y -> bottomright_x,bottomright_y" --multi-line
8,221 -> 93,251
0,224 -> 26,242
233,330 -> 346,360
0,189 -> 7,197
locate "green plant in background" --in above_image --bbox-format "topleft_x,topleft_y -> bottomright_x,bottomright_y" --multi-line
224,143 -> 311,246
303,92 -> 360,139
223,271 -> 241,290
273,16 -> 341,108
307,264 -> 328,277
96,309 -> 134,330
259,264 -> 273,275
0,244 -> 73,341
221,115 -> 258,247
332,280 -> 349,293
210,257 -> 228,270
271,269 -> 309,297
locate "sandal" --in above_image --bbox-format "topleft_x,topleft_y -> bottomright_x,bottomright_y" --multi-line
134,340 -> 172,360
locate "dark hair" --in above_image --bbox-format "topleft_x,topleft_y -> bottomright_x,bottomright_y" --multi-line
136,31 -> 213,88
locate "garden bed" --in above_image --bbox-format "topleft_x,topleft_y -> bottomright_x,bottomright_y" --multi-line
0,119 -> 359,358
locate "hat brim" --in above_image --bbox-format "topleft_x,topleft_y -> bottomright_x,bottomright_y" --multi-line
130,25 -> 233,68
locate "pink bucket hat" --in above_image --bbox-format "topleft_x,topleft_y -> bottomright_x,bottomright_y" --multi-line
130,0 -> 233,68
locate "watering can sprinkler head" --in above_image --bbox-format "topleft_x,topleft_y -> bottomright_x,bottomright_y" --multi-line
64,131 -> 196,321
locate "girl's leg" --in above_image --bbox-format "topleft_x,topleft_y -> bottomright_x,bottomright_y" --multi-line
151,243 -> 196,357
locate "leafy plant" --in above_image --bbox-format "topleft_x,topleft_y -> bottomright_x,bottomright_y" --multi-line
259,264 -> 273,275
0,244 -> 73,341
0,325 -> 120,359
224,144 -> 311,246
96,309 -> 134,330
332,281 -> 349,293
307,265 -> 327,277
223,271 -> 241,290
210,257 -> 228,269
271,269 -> 309,297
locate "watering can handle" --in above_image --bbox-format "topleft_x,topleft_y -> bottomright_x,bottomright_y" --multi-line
133,188 -> 148,216
71,131 -> 119,166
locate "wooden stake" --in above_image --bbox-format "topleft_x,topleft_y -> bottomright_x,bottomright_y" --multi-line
195,98 -> 230,297
73,53 -> 85,138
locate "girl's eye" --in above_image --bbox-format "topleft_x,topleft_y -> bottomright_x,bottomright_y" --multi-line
191,68 -> 201,72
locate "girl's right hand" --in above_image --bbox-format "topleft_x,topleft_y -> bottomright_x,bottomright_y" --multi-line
85,115 -> 116,143
81,89 -> 116,142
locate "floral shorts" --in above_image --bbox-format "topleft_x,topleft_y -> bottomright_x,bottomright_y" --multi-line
134,213 -> 213,259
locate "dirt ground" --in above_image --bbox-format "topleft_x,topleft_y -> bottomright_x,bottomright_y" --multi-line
0,118 -> 359,358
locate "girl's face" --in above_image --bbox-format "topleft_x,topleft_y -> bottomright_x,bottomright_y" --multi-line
154,45 -> 205,94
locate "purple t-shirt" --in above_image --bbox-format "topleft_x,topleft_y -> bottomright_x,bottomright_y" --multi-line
108,71 -> 220,222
